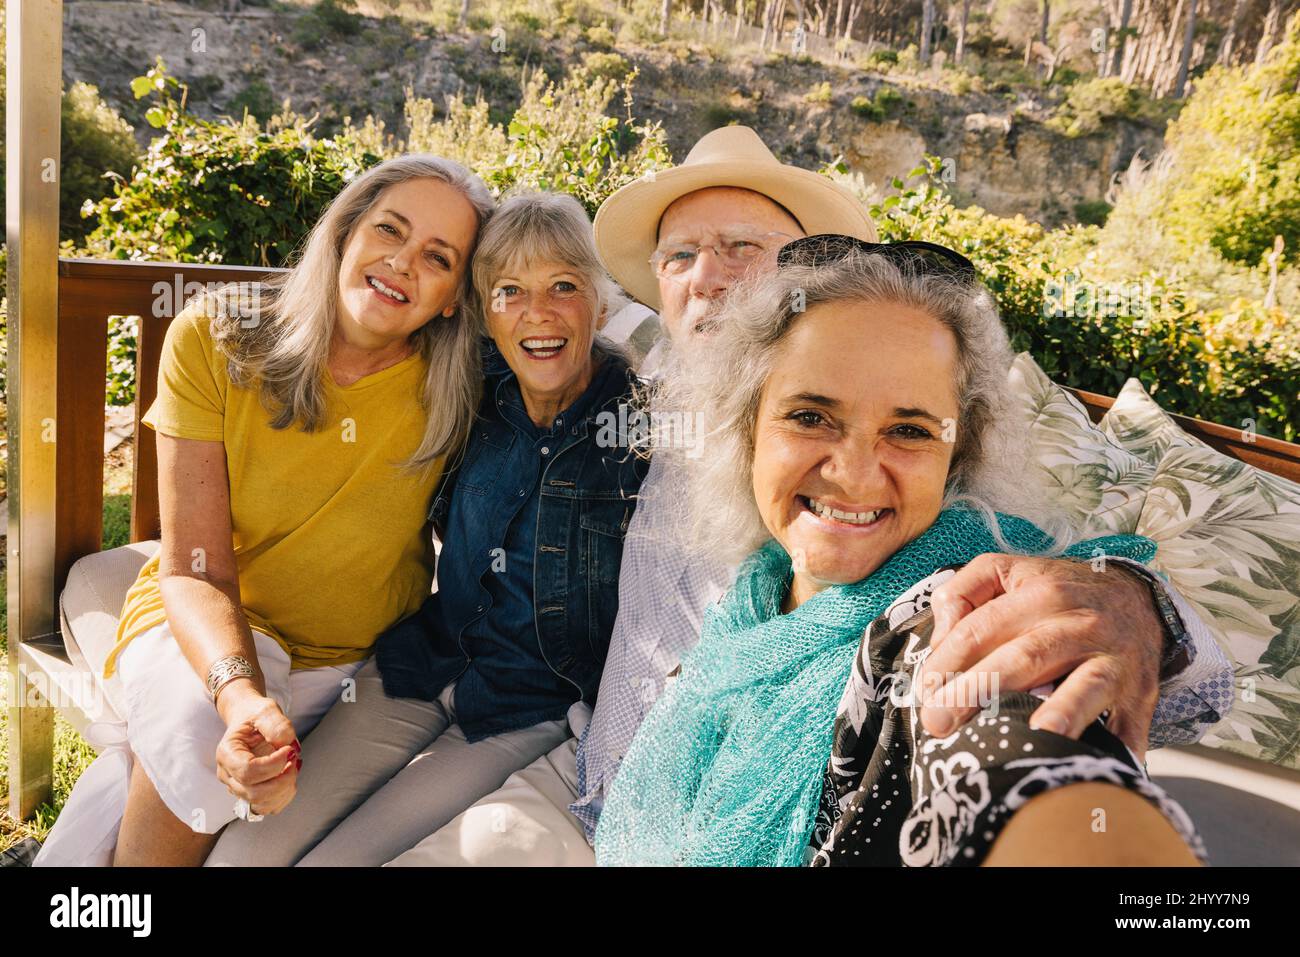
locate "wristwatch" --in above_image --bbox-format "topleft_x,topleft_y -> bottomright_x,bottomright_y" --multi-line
1113,562 -> 1191,681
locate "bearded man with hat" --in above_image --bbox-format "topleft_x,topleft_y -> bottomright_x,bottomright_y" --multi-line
376,126 -> 1230,867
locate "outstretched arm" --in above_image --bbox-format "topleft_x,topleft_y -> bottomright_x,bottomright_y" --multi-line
917,554 -> 1233,760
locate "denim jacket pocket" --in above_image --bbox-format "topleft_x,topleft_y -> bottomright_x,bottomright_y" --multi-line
453,425 -> 517,497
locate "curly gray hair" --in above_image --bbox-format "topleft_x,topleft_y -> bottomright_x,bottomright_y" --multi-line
650,247 -> 1063,565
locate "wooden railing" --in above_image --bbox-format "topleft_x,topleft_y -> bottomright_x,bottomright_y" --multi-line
1068,387 -> 1300,485
54,258 -> 284,592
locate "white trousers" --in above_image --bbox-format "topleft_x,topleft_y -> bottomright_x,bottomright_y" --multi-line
34,622 -> 362,866
386,736 -> 596,866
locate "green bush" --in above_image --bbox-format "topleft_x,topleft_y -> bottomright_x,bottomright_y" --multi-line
583,50 -> 631,81
1122,13 -> 1300,268
1073,199 -> 1112,227
229,76 -> 277,125
850,95 -> 883,121
831,156 -> 1300,440
1045,77 -> 1140,137
850,87 -> 906,122
404,65 -> 671,217
81,60 -> 382,267
804,81 -> 832,105
60,83 -> 142,243
293,0 -> 362,50
585,23 -> 617,48
702,101 -> 751,129
0,79 -> 140,244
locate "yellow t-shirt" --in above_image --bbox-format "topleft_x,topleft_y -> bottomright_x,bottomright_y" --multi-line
105,299 -> 442,677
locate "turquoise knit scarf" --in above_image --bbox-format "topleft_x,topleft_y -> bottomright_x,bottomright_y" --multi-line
595,505 -> 1155,866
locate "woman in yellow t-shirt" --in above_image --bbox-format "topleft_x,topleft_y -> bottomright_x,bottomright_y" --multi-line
37,156 -> 495,867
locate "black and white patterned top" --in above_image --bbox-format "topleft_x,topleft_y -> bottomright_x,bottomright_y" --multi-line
808,567 -> 1208,866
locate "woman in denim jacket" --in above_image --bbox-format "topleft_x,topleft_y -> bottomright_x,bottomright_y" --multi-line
205,192 -> 648,866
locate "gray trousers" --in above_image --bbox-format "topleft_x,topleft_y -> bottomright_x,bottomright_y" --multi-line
205,658 -> 570,866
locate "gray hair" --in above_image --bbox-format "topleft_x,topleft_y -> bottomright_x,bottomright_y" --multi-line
209,154 -> 495,473
471,191 -> 629,348
652,248 -> 1064,565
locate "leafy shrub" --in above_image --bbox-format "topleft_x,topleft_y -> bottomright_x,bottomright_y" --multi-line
81,60 -> 381,266
404,65 -> 671,217
850,87 -> 906,122
585,23 -> 617,48
850,95 -> 883,121
583,50 -> 631,81
804,82 -> 832,105
293,0 -> 362,50
1045,77 -> 1140,137
60,83 -> 141,242
702,101 -> 751,129
1115,13 -> 1300,268
229,76 -> 277,124
830,157 -> 1300,440
1073,199 -> 1112,227
105,315 -> 138,407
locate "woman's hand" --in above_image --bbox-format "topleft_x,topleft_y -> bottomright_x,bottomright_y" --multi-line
214,681 -> 302,817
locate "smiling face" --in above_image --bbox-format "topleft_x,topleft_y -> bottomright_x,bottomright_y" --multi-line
485,258 -> 605,424
336,177 -> 480,351
655,187 -> 804,347
751,297 -> 961,610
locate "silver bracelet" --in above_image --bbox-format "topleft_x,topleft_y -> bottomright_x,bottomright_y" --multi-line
206,655 -> 256,702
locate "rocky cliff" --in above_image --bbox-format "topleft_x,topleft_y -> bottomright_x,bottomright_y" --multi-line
62,0 -> 1168,226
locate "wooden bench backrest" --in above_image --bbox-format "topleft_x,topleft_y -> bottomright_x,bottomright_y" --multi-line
55,259 -> 284,590
53,258 -> 1300,595
1067,388 -> 1300,485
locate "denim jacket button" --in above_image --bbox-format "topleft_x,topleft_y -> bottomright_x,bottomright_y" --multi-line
541,446 -> 550,455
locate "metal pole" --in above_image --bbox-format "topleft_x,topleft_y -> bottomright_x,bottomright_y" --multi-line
6,0 -> 63,821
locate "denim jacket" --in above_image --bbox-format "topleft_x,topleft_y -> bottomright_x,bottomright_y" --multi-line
375,340 -> 648,739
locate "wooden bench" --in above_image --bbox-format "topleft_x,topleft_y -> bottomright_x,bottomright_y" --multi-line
9,256 -> 1300,864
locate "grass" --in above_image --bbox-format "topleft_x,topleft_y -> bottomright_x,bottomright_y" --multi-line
0,434 -> 135,854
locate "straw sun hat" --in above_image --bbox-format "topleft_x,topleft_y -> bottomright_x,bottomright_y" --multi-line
593,125 -> 878,310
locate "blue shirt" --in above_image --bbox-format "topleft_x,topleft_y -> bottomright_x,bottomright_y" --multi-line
375,348 -> 642,742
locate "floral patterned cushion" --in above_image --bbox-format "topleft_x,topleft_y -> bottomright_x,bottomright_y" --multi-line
1100,378 -> 1209,466
1136,443 -> 1300,768
1006,353 -> 1155,536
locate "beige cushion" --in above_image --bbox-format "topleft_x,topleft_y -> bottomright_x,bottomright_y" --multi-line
1100,377 -> 1210,466
1006,352 -> 1155,536
59,540 -> 160,723
1136,443 -> 1300,769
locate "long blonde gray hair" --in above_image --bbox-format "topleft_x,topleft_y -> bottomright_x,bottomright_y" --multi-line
209,154 -> 495,471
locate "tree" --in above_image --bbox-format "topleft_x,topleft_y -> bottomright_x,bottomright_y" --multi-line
660,0 -> 672,34
1172,0 -> 1198,97
955,0 -> 972,63
1217,0 -> 1248,65
1109,0 -> 1133,77
919,0 -> 935,63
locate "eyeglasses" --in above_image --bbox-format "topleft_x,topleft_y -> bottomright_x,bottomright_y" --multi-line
650,228 -> 797,281
776,234 -> 978,283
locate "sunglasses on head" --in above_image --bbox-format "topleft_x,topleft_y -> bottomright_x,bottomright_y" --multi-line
776,234 -> 978,283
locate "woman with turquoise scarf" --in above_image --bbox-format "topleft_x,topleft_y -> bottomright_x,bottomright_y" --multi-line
596,236 -> 1206,867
